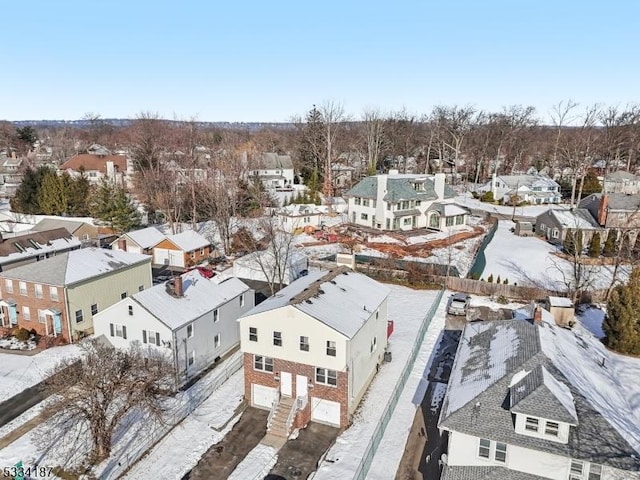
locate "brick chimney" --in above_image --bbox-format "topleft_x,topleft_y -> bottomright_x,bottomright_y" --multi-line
117,238 -> 126,251
174,275 -> 183,297
597,194 -> 609,226
533,306 -> 543,325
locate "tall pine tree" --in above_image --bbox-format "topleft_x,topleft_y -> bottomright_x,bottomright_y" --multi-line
588,232 -> 601,258
604,267 -> 640,355
38,170 -> 67,215
563,230 -> 583,256
602,230 -> 618,257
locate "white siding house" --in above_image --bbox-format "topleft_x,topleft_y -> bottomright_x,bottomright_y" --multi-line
277,204 -> 323,233
94,270 -> 254,386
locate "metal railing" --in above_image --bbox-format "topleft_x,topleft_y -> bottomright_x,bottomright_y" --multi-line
353,288 -> 445,480
99,353 -> 243,480
266,390 -> 281,430
285,398 -> 298,435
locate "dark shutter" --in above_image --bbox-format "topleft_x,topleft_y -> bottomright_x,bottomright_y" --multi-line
123,325 -> 127,340
109,323 -> 114,336
142,330 -> 147,344
156,332 -> 160,345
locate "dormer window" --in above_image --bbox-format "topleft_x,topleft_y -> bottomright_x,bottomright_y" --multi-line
524,417 -> 539,432
545,421 -> 559,437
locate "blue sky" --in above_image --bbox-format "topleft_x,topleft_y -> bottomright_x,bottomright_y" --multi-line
3,0 -> 638,122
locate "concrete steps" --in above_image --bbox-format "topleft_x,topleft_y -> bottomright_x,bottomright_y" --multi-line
268,397 -> 295,438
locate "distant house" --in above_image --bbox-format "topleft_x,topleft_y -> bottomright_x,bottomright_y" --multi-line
535,209 -> 602,246
345,171 -> 468,231
94,270 -> 253,386
439,315 -> 640,480
480,173 -> 561,204
579,193 -> 640,231
277,204 -> 323,233
153,230 -> 212,268
239,267 -> 390,434
0,248 -> 152,343
60,144 -> 130,186
603,171 -> 640,195
31,218 -> 100,245
110,226 -> 166,255
0,228 -> 81,272
332,164 -> 356,194
0,156 -> 24,198
248,153 -> 294,190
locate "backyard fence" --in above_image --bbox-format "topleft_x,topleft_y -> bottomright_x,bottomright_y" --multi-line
466,216 -> 498,279
353,288 -> 445,480
99,354 -> 243,480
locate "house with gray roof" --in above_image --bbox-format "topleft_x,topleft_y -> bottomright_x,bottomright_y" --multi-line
535,208 -> 602,246
344,172 -> 468,231
438,313 -> 640,480
480,173 -> 561,205
94,269 -> 253,387
238,267 -> 390,434
249,152 -> 295,190
0,248 -> 152,345
579,193 -> 640,230
603,170 -> 640,195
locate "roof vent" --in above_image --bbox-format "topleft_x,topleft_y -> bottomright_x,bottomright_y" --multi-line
305,299 -> 313,304
318,289 -> 325,294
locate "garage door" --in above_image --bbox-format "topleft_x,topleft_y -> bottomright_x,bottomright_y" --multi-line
252,384 -> 278,409
154,249 -> 170,265
311,397 -> 341,427
168,250 -> 184,268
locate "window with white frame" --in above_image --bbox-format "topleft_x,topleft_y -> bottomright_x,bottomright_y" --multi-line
403,217 -> 412,225
138,285 -> 144,292
494,442 -> 507,463
254,355 -> 274,372
552,229 -> 559,239
22,306 -> 31,321
446,216 -> 455,227
110,323 -> 127,339
569,460 -> 584,480
120,291 -> 127,300
50,286 -> 58,301
303,216 -> 310,223
188,350 -> 195,366
143,330 -> 160,345
315,367 -> 337,386
478,438 -> 507,463
354,197 -> 361,206
326,340 -> 336,356
38,309 -> 46,324
75,309 -> 84,323
200,247 -> 205,255
478,438 -> 490,459
456,215 -> 464,225
214,333 -> 221,349
300,335 -> 309,351
273,331 -> 282,346
90,303 -> 99,316
213,309 -> 219,323
5,279 -> 13,294
362,199 -> 369,207
588,464 -> 602,480
370,336 -> 377,353
19,282 -> 27,295
240,294 -> 245,307
361,213 -> 368,220
187,324 -> 194,338
35,284 -> 43,299
525,416 -> 539,432
545,421 -> 559,437
249,327 -> 258,342
190,251 -> 196,259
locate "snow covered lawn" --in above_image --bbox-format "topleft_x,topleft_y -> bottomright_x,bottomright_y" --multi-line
313,285 -> 444,480
456,194 -> 568,217
577,306 -> 606,339
227,444 -> 278,480
482,220 -> 629,291
0,344 -> 81,402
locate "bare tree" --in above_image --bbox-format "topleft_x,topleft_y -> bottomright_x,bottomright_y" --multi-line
361,107 -> 387,175
319,100 -> 346,201
45,339 -> 173,464
549,100 -> 579,169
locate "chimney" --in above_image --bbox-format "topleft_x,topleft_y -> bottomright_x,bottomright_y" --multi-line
174,275 -> 183,297
533,306 -> 543,325
117,238 -> 126,251
434,173 -> 446,199
597,194 -> 609,226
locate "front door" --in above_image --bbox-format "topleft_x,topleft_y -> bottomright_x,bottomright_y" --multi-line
281,371 -> 292,397
296,374 -> 308,398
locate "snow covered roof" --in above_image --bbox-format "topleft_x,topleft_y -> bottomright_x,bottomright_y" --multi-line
31,218 -> 91,235
122,227 -> 165,249
442,465 -> 548,480
547,296 -> 573,308
345,174 -> 455,201
0,236 -> 81,267
495,174 -> 559,189
0,248 -> 151,286
439,319 -> 640,470
606,170 -> 639,182
133,271 -> 250,330
547,209 -> 600,230
242,267 -> 390,339
279,204 -> 322,217
166,230 -> 210,252
428,202 -> 470,217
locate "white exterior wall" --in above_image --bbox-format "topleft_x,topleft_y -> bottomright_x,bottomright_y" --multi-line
348,199 -> 377,228
514,413 -> 571,444
239,305 -> 348,372
232,255 -> 308,285
280,213 -> 322,233
346,297 -> 388,412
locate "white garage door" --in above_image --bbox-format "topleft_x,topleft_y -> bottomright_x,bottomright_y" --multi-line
252,384 -> 278,409
311,397 -> 341,427
154,249 -> 170,265
168,250 -> 184,268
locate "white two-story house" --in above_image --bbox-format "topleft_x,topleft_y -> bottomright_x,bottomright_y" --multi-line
238,267 -> 390,435
94,270 -> 253,387
481,173 -> 562,204
249,152 -> 295,190
438,311 -> 640,480
345,171 -> 469,231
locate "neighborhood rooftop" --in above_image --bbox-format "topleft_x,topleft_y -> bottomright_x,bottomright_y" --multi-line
345,174 -> 455,201
243,267 -> 390,338
0,248 -> 151,285
166,230 -> 210,251
548,209 -> 600,230
124,226 -> 166,249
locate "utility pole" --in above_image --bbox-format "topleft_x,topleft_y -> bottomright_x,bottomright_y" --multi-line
511,181 -> 519,222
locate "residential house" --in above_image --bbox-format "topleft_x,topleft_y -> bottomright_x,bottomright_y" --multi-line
580,193 -> 640,230
0,156 -> 24,198
535,209 -> 602,246
332,164 -> 356,194
277,204 -> 323,233
152,230 -> 212,268
480,173 -> 561,204
239,267 -> 390,434
248,153 -> 295,190
0,228 -> 81,272
0,248 -> 152,343
59,144 -> 130,186
31,218 -> 100,245
110,226 -> 166,255
603,171 -> 640,195
438,313 -> 640,480
232,247 -> 309,287
345,171 -> 469,231
94,270 -> 253,386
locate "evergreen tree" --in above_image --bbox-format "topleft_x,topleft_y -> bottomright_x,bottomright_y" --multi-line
67,169 -> 91,216
580,169 -> 602,198
307,166 -> 320,193
11,167 -> 40,214
487,273 -> 494,283
37,171 -> 67,215
604,267 -> 640,355
603,230 -> 618,257
563,229 -> 583,256
109,187 -> 140,233
496,275 -> 501,284
90,178 -> 114,221
588,232 -> 601,258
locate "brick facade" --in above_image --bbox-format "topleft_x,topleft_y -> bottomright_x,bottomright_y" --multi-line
243,352 -> 350,428
0,279 -> 70,342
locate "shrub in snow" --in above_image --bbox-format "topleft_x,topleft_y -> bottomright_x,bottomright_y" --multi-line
604,267 -> 640,355
14,327 -> 30,342
480,191 -> 494,203
588,232 -> 601,258
503,278 -> 509,285
487,273 -> 494,283
496,275 -> 501,284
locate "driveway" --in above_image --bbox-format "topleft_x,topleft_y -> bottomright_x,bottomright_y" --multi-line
267,422 -> 339,479
182,407 -> 269,480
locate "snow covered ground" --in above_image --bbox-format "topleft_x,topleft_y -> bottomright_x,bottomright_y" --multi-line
577,306 -> 606,339
122,370 -> 244,480
227,444 -> 278,480
456,193 -> 568,217
313,286 -> 444,480
482,220 -> 629,291
0,344 -> 81,402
